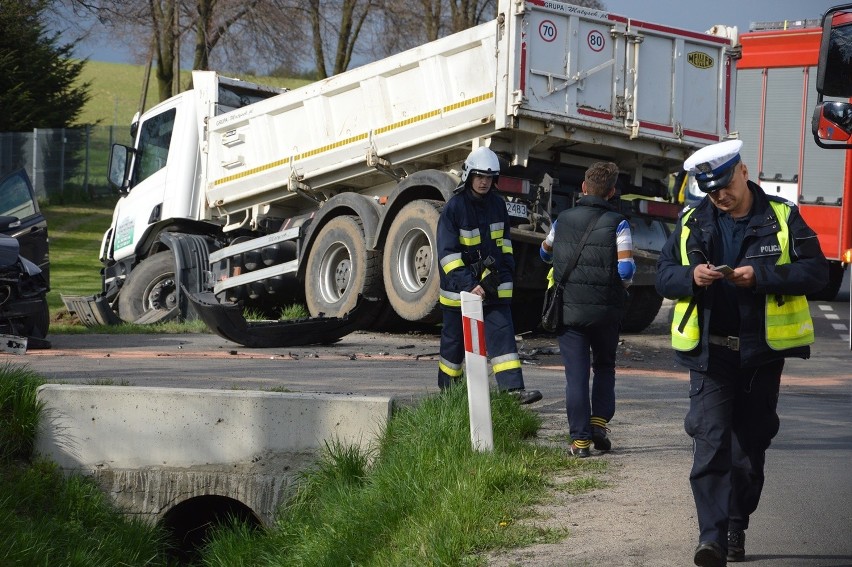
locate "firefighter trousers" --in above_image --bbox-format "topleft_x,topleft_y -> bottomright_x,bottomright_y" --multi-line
437,303 -> 524,391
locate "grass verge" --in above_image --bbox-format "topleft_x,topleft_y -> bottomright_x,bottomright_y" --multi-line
1,368 -> 606,566
200,385 -> 603,566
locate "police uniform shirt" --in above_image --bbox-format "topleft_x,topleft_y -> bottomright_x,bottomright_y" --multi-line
709,207 -> 752,337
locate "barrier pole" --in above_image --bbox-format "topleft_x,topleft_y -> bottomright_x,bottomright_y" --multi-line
460,291 -> 493,452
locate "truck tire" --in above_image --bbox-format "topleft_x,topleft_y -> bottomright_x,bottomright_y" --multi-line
118,251 -> 179,323
305,215 -> 382,320
621,285 -> 664,333
382,200 -> 443,323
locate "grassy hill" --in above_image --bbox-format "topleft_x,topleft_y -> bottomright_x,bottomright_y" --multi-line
76,60 -> 313,128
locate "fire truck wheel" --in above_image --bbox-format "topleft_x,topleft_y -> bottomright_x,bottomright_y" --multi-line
382,200 -> 443,324
305,215 -> 382,321
621,285 -> 664,333
118,251 -> 179,323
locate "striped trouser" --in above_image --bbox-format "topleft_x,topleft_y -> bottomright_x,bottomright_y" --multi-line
437,302 -> 524,391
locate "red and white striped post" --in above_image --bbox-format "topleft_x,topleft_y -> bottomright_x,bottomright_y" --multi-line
460,291 -> 493,452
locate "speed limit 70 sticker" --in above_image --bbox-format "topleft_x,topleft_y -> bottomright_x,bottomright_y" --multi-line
587,29 -> 605,52
539,20 -> 557,43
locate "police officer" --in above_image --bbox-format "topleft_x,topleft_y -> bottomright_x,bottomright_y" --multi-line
655,139 -> 828,566
436,146 -> 541,404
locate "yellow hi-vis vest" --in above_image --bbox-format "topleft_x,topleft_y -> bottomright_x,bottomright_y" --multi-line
670,201 -> 814,351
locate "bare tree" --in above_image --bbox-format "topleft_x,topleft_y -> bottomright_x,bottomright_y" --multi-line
59,0 -> 263,101
191,0 -> 261,71
304,0 -> 376,78
447,0 -> 494,33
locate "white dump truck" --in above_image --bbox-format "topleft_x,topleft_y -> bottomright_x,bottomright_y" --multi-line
63,0 -> 738,346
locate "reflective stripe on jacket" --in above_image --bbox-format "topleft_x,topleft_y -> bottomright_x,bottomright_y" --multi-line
671,201 -> 814,351
437,188 -> 515,308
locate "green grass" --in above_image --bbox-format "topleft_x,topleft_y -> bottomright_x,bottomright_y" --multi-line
42,201 -> 114,323
0,460 -> 171,566
0,364 -> 45,462
1,366 -> 608,565
199,385 -> 605,566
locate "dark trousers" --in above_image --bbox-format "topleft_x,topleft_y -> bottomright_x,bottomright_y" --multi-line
438,303 -> 524,391
685,349 -> 782,550
557,321 -> 620,442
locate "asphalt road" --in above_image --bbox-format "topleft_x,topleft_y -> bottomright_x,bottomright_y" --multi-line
9,292 -> 852,566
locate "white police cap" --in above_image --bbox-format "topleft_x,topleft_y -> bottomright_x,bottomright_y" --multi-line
683,139 -> 743,192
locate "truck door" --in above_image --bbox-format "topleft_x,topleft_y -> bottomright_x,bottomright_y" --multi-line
111,96 -> 200,263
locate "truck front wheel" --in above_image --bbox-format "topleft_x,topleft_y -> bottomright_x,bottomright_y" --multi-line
305,216 -> 382,320
382,200 -> 443,323
118,251 -> 179,323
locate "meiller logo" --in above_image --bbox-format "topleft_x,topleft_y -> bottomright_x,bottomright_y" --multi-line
687,51 -> 714,69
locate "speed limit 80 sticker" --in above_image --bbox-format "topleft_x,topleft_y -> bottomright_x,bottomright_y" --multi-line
587,29 -> 605,52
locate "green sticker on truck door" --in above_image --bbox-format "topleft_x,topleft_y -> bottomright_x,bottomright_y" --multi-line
114,216 -> 135,251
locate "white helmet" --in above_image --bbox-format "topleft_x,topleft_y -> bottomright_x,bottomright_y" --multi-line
460,147 -> 500,184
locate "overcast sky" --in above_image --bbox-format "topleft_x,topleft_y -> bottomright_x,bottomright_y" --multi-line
603,0 -> 838,36
68,0 -> 842,65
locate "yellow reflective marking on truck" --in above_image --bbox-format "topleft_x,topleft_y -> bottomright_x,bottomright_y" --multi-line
212,92 -> 494,187
443,92 -> 493,112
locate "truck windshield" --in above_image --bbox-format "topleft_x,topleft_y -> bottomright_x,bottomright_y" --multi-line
133,108 -> 176,185
821,10 -> 852,97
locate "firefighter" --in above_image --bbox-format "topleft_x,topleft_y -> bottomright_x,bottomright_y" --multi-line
655,139 -> 828,566
436,146 -> 542,404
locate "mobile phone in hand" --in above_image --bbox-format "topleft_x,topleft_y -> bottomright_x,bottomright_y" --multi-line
713,265 -> 734,276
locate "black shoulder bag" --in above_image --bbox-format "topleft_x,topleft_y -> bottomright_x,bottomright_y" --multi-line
540,213 -> 601,332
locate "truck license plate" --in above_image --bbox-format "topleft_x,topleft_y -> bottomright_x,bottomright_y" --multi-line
506,202 -> 527,218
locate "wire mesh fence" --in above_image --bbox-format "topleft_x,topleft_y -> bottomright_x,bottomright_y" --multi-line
0,126 -> 132,204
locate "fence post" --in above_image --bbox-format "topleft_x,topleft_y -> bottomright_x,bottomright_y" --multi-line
60,127 -> 65,202
84,125 -> 91,199
31,128 -> 37,194
460,291 -> 493,452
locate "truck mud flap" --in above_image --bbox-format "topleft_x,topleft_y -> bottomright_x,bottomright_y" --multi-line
184,287 -> 368,348
61,294 -> 124,327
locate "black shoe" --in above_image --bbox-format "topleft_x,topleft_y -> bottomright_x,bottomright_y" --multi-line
727,530 -> 745,562
694,541 -> 725,567
591,425 -> 611,451
568,443 -> 591,458
509,389 -> 542,405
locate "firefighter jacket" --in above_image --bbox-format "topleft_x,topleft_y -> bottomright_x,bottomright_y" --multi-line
551,195 -> 627,327
437,186 -> 514,309
655,181 -> 828,370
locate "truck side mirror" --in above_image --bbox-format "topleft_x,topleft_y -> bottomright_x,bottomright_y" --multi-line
108,144 -> 135,193
813,5 -> 852,149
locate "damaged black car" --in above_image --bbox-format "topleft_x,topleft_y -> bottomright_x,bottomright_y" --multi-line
0,169 -> 50,348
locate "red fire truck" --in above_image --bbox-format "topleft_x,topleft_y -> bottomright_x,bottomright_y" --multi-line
736,21 -> 851,299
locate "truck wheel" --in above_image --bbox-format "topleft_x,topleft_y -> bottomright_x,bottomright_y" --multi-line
382,200 -> 443,323
118,251 -> 179,323
621,286 -> 664,333
808,261 -> 844,301
305,216 -> 382,320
